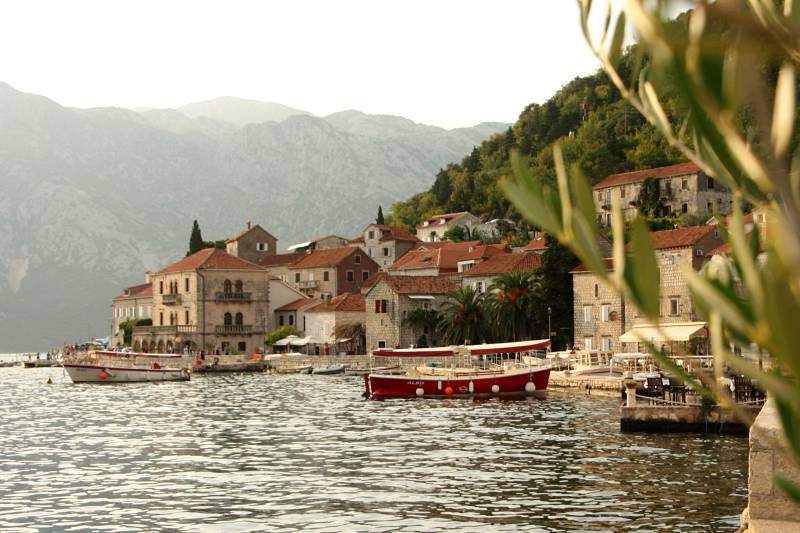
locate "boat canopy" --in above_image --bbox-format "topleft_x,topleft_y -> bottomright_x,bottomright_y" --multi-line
467,339 -> 550,355
372,347 -> 456,357
619,322 -> 707,343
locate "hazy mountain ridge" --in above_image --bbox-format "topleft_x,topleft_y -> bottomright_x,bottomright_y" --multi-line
0,83 -> 509,351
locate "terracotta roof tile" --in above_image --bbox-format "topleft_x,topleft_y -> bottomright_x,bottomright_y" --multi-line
647,225 -> 717,250
289,247 -> 366,269
306,293 -> 366,313
523,236 -> 548,252
416,211 -> 473,229
113,282 -> 153,300
275,298 -> 318,312
392,241 -> 505,272
157,248 -> 265,274
570,258 -> 615,274
593,162 -> 701,189
372,273 -> 458,294
257,252 -> 306,267
463,253 -> 542,277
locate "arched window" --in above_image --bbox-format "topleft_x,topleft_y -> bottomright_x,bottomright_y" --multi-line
235,280 -> 243,293
235,312 -> 243,325
224,312 -> 232,325
223,280 -> 232,293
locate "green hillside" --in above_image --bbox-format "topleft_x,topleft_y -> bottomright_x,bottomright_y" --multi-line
389,43 -> 687,238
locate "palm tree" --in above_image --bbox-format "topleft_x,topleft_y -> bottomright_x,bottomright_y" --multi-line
487,271 -> 539,342
402,308 -> 442,346
438,286 -> 488,345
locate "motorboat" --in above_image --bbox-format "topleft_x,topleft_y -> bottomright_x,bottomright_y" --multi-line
364,340 -> 551,399
62,351 -> 191,383
312,364 -> 346,375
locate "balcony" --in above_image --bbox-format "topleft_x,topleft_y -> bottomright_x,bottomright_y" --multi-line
133,325 -> 197,337
297,280 -> 320,289
162,293 -> 182,305
215,324 -> 253,336
215,291 -> 252,303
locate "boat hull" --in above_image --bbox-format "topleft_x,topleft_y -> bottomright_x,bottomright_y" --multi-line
64,364 -> 191,383
366,367 -> 550,399
313,365 -> 345,375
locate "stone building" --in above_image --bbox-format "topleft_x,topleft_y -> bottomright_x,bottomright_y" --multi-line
593,162 -> 733,225
268,277 -> 310,332
349,224 -> 419,270
415,211 -> 481,242
274,297 -> 319,334
304,292 -> 366,354
365,274 -> 458,350
258,252 -> 306,283
225,222 -> 277,263
389,241 -> 507,276
110,279 -> 153,348
571,225 -> 723,353
287,235 -> 350,253
288,246 -> 379,299
132,248 -> 270,355
460,253 -> 542,294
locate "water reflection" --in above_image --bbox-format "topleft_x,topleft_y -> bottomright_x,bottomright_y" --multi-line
0,368 -> 747,531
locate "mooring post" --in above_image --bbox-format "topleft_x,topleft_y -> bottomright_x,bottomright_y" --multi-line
625,380 -> 637,408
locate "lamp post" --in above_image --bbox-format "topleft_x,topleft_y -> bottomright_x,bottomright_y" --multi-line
547,307 -> 552,348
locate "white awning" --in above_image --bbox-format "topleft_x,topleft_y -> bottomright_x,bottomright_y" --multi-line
335,338 -> 352,343
407,295 -> 435,300
289,336 -> 322,346
619,322 -> 707,343
272,335 -> 298,347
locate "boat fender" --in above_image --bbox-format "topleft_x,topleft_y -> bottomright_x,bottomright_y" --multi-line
444,386 -> 453,396
491,384 -> 500,394
468,381 -> 474,393
415,387 -> 424,397
437,380 -> 442,390
525,381 -> 536,393
99,371 -> 109,380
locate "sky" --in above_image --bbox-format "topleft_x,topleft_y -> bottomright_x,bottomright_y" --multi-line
1,0 -> 615,129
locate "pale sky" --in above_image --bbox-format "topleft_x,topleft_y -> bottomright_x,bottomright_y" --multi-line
1,0 -> 616,129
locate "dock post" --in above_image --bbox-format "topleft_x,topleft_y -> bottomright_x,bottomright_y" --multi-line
625,380 -> 637,407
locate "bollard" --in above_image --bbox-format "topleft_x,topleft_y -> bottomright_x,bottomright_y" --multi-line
625,380 -> 637,407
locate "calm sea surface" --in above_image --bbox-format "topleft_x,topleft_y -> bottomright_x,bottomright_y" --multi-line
0,367 -> 748,532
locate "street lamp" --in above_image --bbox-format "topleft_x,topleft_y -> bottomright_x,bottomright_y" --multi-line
547,307 -> 552,348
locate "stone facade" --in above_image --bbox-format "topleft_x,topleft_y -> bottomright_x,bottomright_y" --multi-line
132,249 -> 270,355
110,279 -> 153,348
225,222 -> 277,263
415,211 -> 481,242
593,162 -> 733,225
351,224 -> 419,270
289,247 -> 379,299
572,266 -> 626,353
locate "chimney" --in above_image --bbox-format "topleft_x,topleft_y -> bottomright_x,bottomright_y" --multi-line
246,221 -> 251,230
145,271 -> 152,284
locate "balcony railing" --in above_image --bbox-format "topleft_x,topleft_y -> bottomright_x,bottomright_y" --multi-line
133,325 -> 197,336
215,324 -> 253,336
215,291 -> 252,302
162,293 -> 182,305
298,280 -> 320,289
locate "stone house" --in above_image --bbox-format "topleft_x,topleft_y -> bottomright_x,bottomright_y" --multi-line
365,274 -> 458,350
415,211 -> 481,242
110,278 -> 153,348
389,241 -> 507,276
132,248 -> 270,355
460,253 -> 542,294
303,292 -> 366,354
225,222 -> 278,263
593,162 -> 733,225
571,225 -> 723,353
287,235 -> 350,253
349,224 -> 419,270
274,297 -> 319,335
258,252 -> 306,284
288,246 -> 379,299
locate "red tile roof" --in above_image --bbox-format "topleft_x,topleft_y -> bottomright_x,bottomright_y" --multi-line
275,298 -> 318,312
289,247 -> 366,269
257,252 -> 306,268
157,248 -> 265,274
648,225 -> 717,250
372,273 -> 459,294
570,258 -> 615,274
593,162 -> 701,189
306,293 -> 366,313
523,236 -> 548,252
376,225 -> 419,242
416,211 -> 473,229
463,253 -> 542,277
113,282 -> 153,301
392,241 -> 501,272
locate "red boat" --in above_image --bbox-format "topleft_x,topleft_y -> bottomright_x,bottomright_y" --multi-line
364,340 -> 551,399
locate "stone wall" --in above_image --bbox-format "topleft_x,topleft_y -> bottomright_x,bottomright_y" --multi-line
572,271 -> 625,352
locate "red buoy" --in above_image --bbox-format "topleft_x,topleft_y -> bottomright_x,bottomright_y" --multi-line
99,371 -> 109,380
444,386 -> 453,395
46,377 -> 53,385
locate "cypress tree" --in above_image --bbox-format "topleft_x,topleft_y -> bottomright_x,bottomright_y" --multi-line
376,205 -> 385,225
188,220 -> 204,255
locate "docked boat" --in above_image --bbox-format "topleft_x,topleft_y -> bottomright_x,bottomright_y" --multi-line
274,364 -> 313,374
364,340 -> 551,399
312,364 -> 346,375
345,365 -> 401,376
62,351 -> 192,383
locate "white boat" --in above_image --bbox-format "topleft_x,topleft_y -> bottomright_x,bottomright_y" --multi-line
567,350 -> 624,377
62,351 -> 191,383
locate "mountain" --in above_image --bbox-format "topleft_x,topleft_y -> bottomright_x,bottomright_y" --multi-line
178,96 -> 313,126
0,82 -> 508,351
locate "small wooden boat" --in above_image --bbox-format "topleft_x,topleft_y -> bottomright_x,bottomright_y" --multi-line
62,351 -> 191,383
274,365 -> 313,375
365,340 -> 551,399
313,364 -> 346,375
